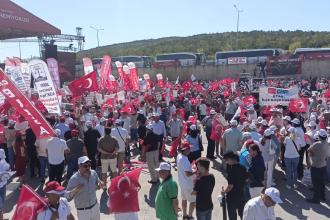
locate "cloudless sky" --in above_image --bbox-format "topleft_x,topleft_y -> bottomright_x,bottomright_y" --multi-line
1,0 -> 330,61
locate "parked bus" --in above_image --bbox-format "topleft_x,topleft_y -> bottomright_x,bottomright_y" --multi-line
112,55 -> 152,68
215,48 -> 283,65
292,48 -> 330,58
154,52 -> 206,68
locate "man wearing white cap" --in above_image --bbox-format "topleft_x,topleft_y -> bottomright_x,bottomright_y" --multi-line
246,105 -> 257,122
291,118 -> 307,179
66,156 -> 103,220
222,120 -> 243,154
202,109 -> 217,159
249,124 -> 261,142
306,129 -> 329,203
151,112 -> 167,160
45,129 -> 70,184
155,162 -> 180,220
95,117 -> 107,137
243,187 -> 282,220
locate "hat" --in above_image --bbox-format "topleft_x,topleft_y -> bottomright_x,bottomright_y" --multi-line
318,129 -> 327,138
242,121 -> 250,128
257,116 -> 263,123
100,117 -> 107,123
261,119 -> 268,126
86,120 -> 93,127
308,121 -> 317,127
71,129 -> 79,137
264,129 -> 273,137
269,125 -> 277,132
137,110 -> 144,114
264,187 -> 283,203
55,129 -> 61,137
78,156 -> 91,165
288,127 -> 296,133
8,120 -> 15,126
249,123 -> 257,130
282,116 -> 291,121
291,118 -> 300,125
210,109 -> 216,115
64,111 -> 70,116
247,104 -> 254,111
230,120 -> 238,126
44,181 -> 65,195
146,123 -> 153,130
242,132 -> 251,139
180,141 -> 191,151
190,124 -> 197,130
67,118 -> 74,124
313,132 -> 320,141
0,149 -> 6,159
280,127 -> 287,136
155,162 -> 171,171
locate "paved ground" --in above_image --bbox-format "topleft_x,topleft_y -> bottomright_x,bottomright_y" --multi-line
3,135 -> 330,220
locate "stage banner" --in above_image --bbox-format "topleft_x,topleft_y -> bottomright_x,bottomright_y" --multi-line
267,56 -> 302,75
5,59 -> 28,93
100,55 -> 112,90
0,69 -> 55,138
128,62 -> 139,91
46,58 -> 61,91
259,86 -> 299,106
20,63 -> 31,90
28,59 -> 61,115
83,57 -> 94,75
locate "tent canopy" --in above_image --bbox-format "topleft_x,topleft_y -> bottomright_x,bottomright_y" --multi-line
0,0 -> 61,40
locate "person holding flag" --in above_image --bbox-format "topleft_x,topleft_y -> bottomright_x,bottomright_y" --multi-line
37,181 -> 74,220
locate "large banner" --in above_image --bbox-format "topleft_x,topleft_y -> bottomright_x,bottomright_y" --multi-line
228,57 -> 247,65
259,86 -> 299,106
20,63 -> 31,90
128,62 -> 139,91
28,59 -> 61,114
100,55 -> 112,90
83,57 -> 94,75
46,58 -> 61,91
267,56 -> 302,75
0,69 -> 55,138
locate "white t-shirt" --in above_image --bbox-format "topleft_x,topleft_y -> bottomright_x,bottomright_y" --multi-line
45,137 -> 68,165
35,137 -> 49,157
284,137 -> 300,158
111,127 -> 130,152
121,117 -> 131,134
176,153 -> 193,190
95,124 -> 105,137
243,196 -> 276,220
199,104 -> 207,116
37,197 -> 71,220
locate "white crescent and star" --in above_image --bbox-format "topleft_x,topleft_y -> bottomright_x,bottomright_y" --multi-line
84,78 -> 92,89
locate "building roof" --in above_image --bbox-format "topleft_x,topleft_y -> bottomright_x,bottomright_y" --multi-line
0,0 -> 61,40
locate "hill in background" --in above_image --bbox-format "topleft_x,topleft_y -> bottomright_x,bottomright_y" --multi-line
77,30 -> 330,60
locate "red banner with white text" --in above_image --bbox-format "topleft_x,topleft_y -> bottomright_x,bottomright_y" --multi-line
0,70 -> 55,138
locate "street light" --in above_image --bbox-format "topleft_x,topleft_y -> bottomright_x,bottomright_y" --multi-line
233,4 -> 243,50
90,26 -> 104,47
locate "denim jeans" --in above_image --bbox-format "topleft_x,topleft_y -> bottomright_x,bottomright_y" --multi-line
8,147 -> 15,169
196,208 -> 212,220
38,156 -> 48,180
66,156 -> 79,180
284,157 -> 299,186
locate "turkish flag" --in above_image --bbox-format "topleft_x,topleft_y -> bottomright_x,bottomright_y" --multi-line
100,55 -> 112,90
108,168 -> 142,213
156,73 -> 164,88
128,62 -> 140,91
120,103 -> 135,114
68,71 -> 99,97
289,98 -> 308,113
12,185 -> 47,220
210,114 -> 225,141
268,87 -> 277,94
242,95 -> 257,105
169,137 -> 181,157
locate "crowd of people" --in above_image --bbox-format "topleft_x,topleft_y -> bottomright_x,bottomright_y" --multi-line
0,77 -> 329,220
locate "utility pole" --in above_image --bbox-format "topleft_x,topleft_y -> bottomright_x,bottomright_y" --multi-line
233,4 -> 243,50
90,26 -> 104,47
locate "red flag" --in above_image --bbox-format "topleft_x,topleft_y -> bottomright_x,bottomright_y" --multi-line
0,70 -> 55,138
122,65 -> 132,91
156,73 -> 164,88
182,81 -> 192,91
115,61 -> 124,83
128,62 -> 140,91
289,98 -> 308,113
210,114 -> 225,141
169,137 -> 181,157
121,103 -> 135,114
100,55 -> 112,90
12,185 -> 47,220
108,168 -> 142,213
68,71 -> 99,98
242,95 -> 256,105
82,57 -> 94,75
143,74 -> 151,90
109,75 -> 118,93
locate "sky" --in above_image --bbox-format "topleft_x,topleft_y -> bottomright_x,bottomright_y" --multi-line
1,0 -> 330,61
